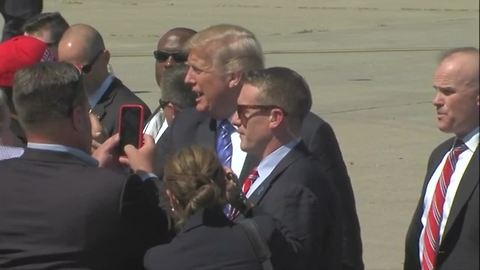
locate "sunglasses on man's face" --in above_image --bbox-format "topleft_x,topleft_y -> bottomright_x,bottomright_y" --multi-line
153,50 -> 188,62
81,50 -> 103,74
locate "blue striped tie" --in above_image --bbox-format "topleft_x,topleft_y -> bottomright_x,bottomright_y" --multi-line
217,119 -> 233,168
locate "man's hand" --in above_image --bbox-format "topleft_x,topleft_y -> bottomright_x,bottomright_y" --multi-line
121,134 -> 156,174
91,133 -> 121,169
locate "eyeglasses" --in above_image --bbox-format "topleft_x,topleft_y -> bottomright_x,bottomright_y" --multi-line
81,50 -> 103,74
153,50 -> 188,62
159,98 -> 182,112
236,104 -> 287,125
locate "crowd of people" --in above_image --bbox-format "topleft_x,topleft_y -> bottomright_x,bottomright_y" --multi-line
0,2 -> 478,270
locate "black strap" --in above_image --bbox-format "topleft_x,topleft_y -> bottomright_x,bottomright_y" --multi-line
238,219 -> 273,270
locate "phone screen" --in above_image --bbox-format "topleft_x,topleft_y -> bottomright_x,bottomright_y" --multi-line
119,106 -> 142,154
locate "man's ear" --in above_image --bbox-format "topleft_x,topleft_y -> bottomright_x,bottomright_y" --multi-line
72,106 -> 89,133
228,71 -> 242,88
104,49 -> 111,64
269,108 -> 285,129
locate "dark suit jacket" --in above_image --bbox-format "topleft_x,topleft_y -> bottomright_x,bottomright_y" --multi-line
404,137 -> 479,270
144,207 -> 289,270
0,148 -> 169,270
0,0 -> 43,41
91,77 -> 151,137
154,108 -> 363,270
243,141 -> 342,270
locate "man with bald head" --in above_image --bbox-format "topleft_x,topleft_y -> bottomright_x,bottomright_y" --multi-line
154,27 -> 196,87
144,27 -> 196,142
58,24 -> 151,137
404,47 -> 479,270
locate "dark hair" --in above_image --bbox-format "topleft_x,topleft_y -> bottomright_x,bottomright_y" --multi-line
163,145 -> 226,229
22,12 -> 69,46
161,64 -> 196,109
13,62 -> 85,132
242,67 -> 312,132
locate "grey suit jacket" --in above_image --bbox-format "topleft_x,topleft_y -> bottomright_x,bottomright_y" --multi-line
404,137 -> 479,270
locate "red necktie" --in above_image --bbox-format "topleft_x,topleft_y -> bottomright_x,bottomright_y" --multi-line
421,141 -> 466,270
242,169 -> 259,194
227,169 -> 259,220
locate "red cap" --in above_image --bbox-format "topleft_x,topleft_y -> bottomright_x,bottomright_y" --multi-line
0,35 -> 51,87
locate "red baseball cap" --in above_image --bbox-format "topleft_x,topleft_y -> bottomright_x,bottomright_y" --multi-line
0,35 -> 53,87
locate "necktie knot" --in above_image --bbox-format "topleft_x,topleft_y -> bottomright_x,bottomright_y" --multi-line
242,169 -> 259,194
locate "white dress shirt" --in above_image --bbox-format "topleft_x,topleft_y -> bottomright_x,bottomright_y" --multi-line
419,128 -> 479,262
143,109 -> 168,143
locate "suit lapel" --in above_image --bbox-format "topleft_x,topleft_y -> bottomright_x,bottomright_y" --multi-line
248,142 -> 306,205
195,117 -> 216,149
443,146 -> 479,237
90,78 -> 118,121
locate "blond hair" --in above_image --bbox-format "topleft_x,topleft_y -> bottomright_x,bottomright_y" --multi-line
186,24 -> 264,74
163,145 -> 227,229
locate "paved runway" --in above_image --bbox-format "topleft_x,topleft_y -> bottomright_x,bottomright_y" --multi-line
3,0 -> 479,268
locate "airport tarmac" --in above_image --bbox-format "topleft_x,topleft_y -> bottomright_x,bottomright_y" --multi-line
3,0 -> 479,269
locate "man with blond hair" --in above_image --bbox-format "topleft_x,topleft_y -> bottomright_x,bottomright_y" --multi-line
154,24 -> 363,269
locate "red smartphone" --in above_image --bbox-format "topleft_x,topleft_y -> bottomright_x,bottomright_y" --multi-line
118,104 -> 145,155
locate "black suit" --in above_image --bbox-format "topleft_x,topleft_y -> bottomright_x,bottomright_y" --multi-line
0,0 -> 42,41
404,137 -> 479,270
0,148 -> 169,270
91,77 -> 151,137
144,207 -> 290,270
244,141 -> 342,270
154,108 -> 363,269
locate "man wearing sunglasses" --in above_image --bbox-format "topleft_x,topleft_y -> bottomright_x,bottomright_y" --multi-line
153,24 -> 363,270
153,27 -> 196,87
231,66 -> 342,269
144,28 -> 196,142
58,24 -> 151,138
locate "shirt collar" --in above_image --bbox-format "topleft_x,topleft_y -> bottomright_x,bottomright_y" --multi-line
257,138 -> 301,180
460,127 -> 479,152
27,143 -> 98,166
89,74 -> 114,108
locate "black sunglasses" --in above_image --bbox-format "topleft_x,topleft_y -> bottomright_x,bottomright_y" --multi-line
236,104 -> 287,125
153,50 -> 188,62
81,50 -> 103,74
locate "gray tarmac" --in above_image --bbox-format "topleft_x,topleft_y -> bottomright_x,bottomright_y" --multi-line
3,0 -> 479,269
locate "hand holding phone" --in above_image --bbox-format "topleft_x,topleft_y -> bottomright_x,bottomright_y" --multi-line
118,104 -> 145,156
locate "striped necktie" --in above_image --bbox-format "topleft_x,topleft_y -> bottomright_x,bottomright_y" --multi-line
216,119 -> 233,168
421,140 -> 467,270
226,169 -> 259,220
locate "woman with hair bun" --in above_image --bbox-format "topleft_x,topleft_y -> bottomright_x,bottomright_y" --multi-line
143,145 -> 291,270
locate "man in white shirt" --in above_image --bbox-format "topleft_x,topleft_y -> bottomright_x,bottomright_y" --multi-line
404,47 -> 479,270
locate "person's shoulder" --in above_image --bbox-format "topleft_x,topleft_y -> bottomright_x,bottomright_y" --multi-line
304,111 -> 327,126
110,78 -> 150,106
143,244 -> 174,270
